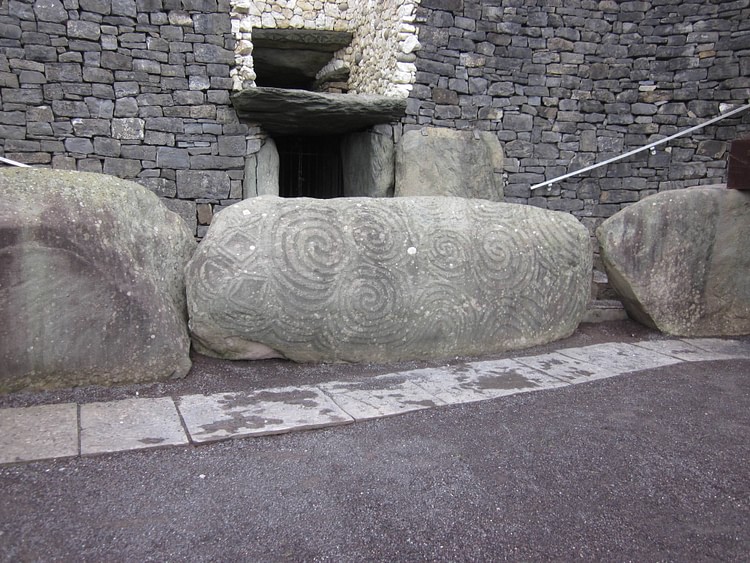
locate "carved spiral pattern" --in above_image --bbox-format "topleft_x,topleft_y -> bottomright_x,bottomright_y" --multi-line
335,265 -> 406,349
425,229 -> 471,278
474,224 -> 535,291
349,202 -> 411,265
187,197 -> 591,362
270,204 -> 349,310
412,283 -> 480,347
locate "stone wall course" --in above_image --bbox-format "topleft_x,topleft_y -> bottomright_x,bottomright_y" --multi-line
2,0 -> 749,241
0,0 -> 249,236
408,0 -> 750,235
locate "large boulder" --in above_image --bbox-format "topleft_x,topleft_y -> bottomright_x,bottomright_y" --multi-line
186,196 -> 591,363
597,185 -> 750,336
394,127 -> 504,201
0,169 -> 196,392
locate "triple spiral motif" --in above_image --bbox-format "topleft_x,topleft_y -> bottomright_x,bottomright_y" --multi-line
188,196 -> 591,362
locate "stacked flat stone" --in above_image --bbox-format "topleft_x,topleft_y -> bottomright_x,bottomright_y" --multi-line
0,0 -> 250,237
409,0 -> 750,232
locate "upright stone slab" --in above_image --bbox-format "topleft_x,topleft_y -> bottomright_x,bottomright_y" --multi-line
394,127 -> 504,201
243,138 -> 279,198
186,196 -> 591,363
341,127 -> 395,198
597,185 -> 750,336
0,169 -> 196,393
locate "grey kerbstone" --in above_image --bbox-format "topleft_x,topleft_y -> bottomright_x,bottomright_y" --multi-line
597,186 -> 750,336
80,398 -> 187,455
685,338 -> 750,359
341,129 -> 394,198
411,359 -> 568,404
394,127 -> 504,201
0,404 -> 78,464
0,169 -> 196,393
515,352 -> 609,384
186,196 -> 592,363
631,339 -> 739,362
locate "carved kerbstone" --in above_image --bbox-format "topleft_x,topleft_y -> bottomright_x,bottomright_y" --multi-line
186,196 -> 592,363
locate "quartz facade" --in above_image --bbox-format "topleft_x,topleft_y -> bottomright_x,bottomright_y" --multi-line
231,0 -> 420,96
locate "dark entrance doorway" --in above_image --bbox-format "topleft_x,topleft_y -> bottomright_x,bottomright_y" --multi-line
276,135 -> 344,198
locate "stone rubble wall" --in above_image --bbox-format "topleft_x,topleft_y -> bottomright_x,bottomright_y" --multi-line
230,0 -> 352,89
231,0 -> 420,96
0,0 -> 249,237
330,0 -> 420,97
409,0 -> 750,236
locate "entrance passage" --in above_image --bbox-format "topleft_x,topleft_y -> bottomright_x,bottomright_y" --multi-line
276,136 -> 344,199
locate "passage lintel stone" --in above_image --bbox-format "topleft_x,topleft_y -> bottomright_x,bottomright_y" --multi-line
231,87 -> 407,135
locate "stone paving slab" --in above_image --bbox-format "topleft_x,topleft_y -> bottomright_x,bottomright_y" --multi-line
409,360 -> 569,404
632,339 -> 739,362
686,338 -> 750,359
3,338 -> 750,466
514,352 -> 609,384
556,342 -> 681,377
320,379 -> 446,421
0,403 -> 78,464
80,398 -> 188,455
178,387 -> 354,443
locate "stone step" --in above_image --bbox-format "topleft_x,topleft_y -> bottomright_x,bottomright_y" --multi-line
582,299 -> 629,324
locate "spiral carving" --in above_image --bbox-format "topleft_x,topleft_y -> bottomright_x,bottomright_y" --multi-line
474,223 -> 535,291
270,204 -> 349,311
186,196 -> 592,363
425,229 -> 471,278
336,264 -> 406,348
349,202 -> 411,265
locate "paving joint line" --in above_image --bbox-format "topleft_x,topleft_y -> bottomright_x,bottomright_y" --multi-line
1,338 -> 748,466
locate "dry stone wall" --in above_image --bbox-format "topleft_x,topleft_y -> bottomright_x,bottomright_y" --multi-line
2,0 -> 749,238
0,0 -> 249,236
409,0 -> 750,234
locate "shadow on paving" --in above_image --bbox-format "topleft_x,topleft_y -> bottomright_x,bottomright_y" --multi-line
1,320 -> 673,409
1,357 -> 748,561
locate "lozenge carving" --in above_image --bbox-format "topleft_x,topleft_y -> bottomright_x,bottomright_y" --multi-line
186,196 -> 592,363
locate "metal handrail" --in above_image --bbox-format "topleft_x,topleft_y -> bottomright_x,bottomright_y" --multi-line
0,156 -> 31,168
530,102 -> 750,190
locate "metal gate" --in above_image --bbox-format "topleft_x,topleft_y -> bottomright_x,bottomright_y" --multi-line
276,136 -> 344,199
